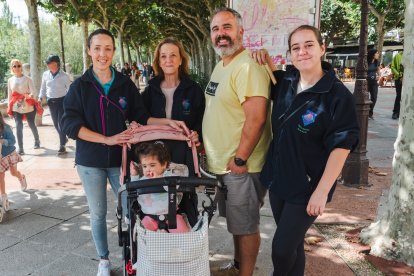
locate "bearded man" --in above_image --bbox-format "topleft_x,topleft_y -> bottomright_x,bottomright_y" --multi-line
202,7 -> 271,276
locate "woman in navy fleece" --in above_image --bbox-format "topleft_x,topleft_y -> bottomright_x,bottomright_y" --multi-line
61,29 -> 193,276
252,25 -> 360,275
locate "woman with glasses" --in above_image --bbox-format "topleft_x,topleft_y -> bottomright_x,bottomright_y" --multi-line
7,59 -> 41,155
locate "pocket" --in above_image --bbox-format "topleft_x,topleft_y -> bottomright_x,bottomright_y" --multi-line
223,173 -> 249,205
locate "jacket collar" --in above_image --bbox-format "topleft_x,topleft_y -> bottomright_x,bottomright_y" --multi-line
81,66 -> 129,91
285,61 -> 338,94
148,75 -> 194,93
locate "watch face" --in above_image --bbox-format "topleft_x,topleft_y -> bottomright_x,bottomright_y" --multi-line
234,157 -> 246,166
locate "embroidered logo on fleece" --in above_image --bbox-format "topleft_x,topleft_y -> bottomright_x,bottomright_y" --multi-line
302,110 -> 318,126
119,97 -> 127,109
182,99 -> 191,115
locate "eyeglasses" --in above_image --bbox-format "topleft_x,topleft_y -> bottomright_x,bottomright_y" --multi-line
13,64 -> 22,68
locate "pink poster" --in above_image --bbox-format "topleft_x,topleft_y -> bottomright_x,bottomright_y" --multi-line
230,0 -> 321,65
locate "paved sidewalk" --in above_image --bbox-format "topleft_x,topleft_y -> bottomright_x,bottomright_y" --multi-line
0,84 -> 398,275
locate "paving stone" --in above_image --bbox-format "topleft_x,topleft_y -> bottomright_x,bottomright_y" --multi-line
0,213 -> 62,240
32,253 -> 97,276
0,234 -> 21,251
33,195 -> 89,220
0,240 -> 64,275
30,214 -> 92,252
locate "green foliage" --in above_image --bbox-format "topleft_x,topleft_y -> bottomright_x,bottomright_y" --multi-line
39,19 -> 84,74
0,3 -> 29,83
0,82 -> 7,100
370,0 -> 405,28
189,70 -> 209,91
321,0 -> 360,45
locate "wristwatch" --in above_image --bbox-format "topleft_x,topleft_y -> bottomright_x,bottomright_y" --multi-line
234,157 -> 247,166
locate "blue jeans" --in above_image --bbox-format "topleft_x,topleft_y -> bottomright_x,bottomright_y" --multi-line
77,165 -> 125,259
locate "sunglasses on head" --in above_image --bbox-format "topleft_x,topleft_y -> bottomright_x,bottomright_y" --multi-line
13,64 -> 22,68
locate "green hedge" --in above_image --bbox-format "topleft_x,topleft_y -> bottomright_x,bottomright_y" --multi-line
0,83 -> 7,101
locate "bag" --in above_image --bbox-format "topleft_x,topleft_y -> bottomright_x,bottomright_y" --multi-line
134,214 -> 210,276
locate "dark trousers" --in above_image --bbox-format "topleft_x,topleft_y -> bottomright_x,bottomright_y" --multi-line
393,79 -> 402,114
13,109 -> 40,149
367,79 -> 378,116
47,97 -> 67,146
270,192 -> 317,276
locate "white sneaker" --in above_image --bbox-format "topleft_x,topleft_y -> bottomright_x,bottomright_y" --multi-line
1,194 -> 9,211
19,175 -> 27,191
97,259 -> 111,276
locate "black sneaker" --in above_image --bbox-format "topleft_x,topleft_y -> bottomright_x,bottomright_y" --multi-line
57,145 -> 66,154
34,141 -> 40,149
392,113 -> 399,120
18,148 -> 25,155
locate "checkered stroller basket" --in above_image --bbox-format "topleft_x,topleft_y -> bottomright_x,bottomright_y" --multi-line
134,214 -> 209,276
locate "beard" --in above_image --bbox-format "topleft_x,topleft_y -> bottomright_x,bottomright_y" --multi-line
213,34 -> 243,58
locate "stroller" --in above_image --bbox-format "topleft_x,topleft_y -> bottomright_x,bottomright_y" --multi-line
117,124 -> 220,276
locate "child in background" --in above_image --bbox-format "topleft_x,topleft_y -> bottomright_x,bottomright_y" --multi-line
0,112 -> 27,222
133,142 -> 189,233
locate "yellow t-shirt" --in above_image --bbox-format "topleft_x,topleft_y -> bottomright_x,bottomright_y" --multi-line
202,49 -> 271,174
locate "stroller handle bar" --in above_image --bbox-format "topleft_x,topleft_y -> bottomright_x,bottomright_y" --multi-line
124,176 -> 221,192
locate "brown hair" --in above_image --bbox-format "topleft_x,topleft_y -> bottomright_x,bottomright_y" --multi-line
152,37 -> 189,79
288,25 -> 324,52
135,142 -> 171,166
87,28 -> 116,50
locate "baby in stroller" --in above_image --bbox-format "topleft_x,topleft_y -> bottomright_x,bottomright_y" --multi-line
117,125 -> 218,276
131,141 -> 190,233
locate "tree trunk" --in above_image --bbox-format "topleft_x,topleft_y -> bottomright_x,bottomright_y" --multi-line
137,45 -> 142,64
206,40 -> 215,76
24,0 -> 41,96
360,0 -> 414,266
24,0 -> 42,125
189,44 -> 196,71
193,43 -> 201,74
80,19 -> 90,72
375,16 -> 386,62
118,31 -> 125,67
126,42 -> 132,65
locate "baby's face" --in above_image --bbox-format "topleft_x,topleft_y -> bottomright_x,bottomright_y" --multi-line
140,155 -> 167,178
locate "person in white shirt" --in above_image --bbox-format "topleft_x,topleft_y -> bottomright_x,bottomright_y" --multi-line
7,59 -> 41,155
38,55 -> 72,154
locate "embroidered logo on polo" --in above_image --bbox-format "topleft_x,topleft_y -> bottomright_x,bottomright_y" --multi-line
119,97 -> 127,109
302,110 -> 318,126
206,81 -> 219,96
182,99 -> 191,115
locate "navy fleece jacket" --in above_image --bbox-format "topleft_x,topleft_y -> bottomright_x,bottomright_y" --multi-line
261,62 -> 360,204
61,67 -> 150,168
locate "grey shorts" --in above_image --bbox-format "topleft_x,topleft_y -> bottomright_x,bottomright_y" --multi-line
216,173 -> 267,235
